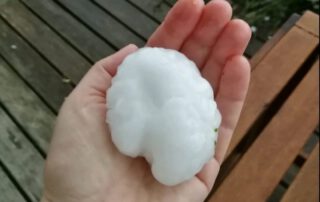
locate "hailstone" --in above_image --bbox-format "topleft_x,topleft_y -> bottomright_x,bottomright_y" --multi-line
106,47 -> 221,186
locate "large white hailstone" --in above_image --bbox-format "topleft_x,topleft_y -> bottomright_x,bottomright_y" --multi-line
106,47 -> 221,186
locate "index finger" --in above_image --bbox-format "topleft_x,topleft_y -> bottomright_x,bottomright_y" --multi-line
73,44 -> 139,98
147,0 -> 204,50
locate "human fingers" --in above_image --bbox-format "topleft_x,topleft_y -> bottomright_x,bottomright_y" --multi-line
147,0 -> 204,50
202,19 -> 251,93
214,55 -> 250,163
196,158 -> 220,192
181,0 -> 232,68
73,44 -> 138,98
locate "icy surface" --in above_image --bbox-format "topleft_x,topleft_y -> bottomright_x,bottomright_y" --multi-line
106,47 -> 221,186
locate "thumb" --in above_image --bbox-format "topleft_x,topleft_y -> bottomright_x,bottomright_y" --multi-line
73,44 -> 138,97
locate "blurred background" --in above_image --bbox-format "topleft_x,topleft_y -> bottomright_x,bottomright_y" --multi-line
228,0 -> 319,39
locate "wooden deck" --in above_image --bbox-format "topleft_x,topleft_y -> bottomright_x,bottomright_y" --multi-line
0,0 -> 318,202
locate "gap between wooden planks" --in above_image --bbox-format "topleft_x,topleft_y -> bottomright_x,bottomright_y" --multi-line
0,165 -> 26,202
281,143 -> 319,202
209,60 -> 319,202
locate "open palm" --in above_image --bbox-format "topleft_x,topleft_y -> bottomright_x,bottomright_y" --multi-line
42,0 -> 251,202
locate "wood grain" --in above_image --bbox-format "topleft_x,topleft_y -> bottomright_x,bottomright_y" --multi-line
227,26 -> 319,158
94,0 -> 158,39
0,57 -> 55,152
0,107 -> 44,202
250,14 -> 300,69
296,11 -> 319,37
20,0 -> 114,62
129,0 -> 170,22
281,143 -> 319,202
0,0 -> 90,83
0,18 -> 72,112
56,0 -> 145,48
210,61 -> 319,202
0,166 -> 26,202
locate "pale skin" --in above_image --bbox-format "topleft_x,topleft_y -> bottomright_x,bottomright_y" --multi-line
42,0 -> 252,201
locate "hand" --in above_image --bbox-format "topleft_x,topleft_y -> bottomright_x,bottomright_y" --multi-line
42,0 -> 251,202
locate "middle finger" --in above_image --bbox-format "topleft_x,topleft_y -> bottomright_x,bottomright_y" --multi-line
180,0 -> 232,68
147,0 -> 204,50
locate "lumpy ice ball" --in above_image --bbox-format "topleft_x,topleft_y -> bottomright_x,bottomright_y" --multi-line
106,47 -> 221,186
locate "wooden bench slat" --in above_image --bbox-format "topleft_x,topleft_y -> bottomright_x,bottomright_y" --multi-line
20,0 -> 114,62
0,108 -> 44,202
0,0 -> 90,83
129,0 -> 170,22
56,0 -> 145,48
296,11 -> 319,37
94,0 -> 158,39
0,19 -> 72,112
281,143 -> 319,202
250,14 -> 300,68
210,60 -> 319,202
0,166 -> 26,202
0,57 -> 54,152
226,26 -> 319,158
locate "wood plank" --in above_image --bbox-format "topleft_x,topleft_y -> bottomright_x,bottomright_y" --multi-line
0,166 -> 26,202
56,0 -> 145,48
210,61 -> 319,202
0,19 -> 72,112
165,0 -> 176,6
227,27 -> 319,158
0,107 -> 44,202
250,14 -> 300,69
0,0 -> 90,83
245,37 -> 264,58
296,11 -> 319,37
20,0 -> 114,62
281,144 -> 319,202
94,0 -> 157,39
0,57 -> 54,152
129,0 -> 170,22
